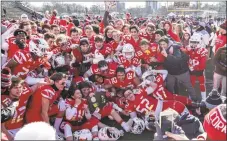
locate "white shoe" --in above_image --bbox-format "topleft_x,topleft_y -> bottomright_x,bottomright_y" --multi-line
121,119 -> 133,132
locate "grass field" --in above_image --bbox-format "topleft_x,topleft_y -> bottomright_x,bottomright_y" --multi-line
101,59 -> 215,140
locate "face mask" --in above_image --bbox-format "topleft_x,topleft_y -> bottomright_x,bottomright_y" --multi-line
15,39 -> 26,49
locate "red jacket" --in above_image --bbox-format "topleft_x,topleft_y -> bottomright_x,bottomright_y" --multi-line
215,34 -> 226,53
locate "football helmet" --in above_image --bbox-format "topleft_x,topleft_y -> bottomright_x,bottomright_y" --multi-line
189,33 -> 202,49
51,53 -> 65,69
122,43 -> 135,59
129,117 -> 145,134
73,129 -> 92,140
143,112 -> 156,131
29,38 -> 49,57
98,127 -> 124,140
141,68 -> 157,82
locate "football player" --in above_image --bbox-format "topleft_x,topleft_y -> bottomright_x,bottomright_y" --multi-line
184,33 -> 208,101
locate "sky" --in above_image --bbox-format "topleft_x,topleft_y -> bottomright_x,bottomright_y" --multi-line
29,2 -> 145,8
29,2 -> 219,9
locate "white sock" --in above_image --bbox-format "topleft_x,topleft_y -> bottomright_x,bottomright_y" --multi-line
201,92 -> 206,101
121,122 -> 129,132
54,117 -> 63,133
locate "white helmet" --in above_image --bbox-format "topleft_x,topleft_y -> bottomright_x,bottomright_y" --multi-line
141,68 -> 157,82
122,43 -> 135,59
73,129 -> 92,140
51,53 -> 65,69
129,117 -> 145,134
98,127 -> 124,140
189,33 -> 202,49
29,38 -> 49,57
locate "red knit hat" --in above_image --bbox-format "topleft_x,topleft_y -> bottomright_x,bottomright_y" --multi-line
203,104 -> 226,140
220,20 -> 227,30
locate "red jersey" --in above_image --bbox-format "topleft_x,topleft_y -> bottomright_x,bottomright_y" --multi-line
64,98 -> 88,122
1,95 -> 13,109
49,15 -> 59,25
52,38 -> 73,53
186,48 -> 208,71
26,85 -> 61,123
104,70 -> 136,89
135,43 -> 165,65
139,31 -> 155,43
117,54 -> 141,68
3,83 -> 32,129
152,74 -> 172,100
89,62 -> 118,78
215,34 -> 226,53
11,50 -> 35,79
122,35 -> 143,51
109,40 -> 121,51
124,88 -> 158,115
91,43 -> 112,57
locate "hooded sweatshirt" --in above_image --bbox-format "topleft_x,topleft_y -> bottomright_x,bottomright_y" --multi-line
164,21 -> 181,42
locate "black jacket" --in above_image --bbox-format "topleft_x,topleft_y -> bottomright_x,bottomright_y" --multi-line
163,46 -> 189,75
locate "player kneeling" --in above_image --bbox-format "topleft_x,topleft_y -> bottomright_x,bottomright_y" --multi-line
59,86 -> 99,140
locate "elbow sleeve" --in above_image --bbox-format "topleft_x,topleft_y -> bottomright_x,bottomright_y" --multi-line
25,76 -> 45,85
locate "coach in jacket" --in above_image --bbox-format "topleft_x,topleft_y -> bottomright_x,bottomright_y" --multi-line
159,36 -> 197,102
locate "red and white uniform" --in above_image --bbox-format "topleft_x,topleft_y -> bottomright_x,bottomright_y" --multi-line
49,15 -> 59,25
151,74 -> 192,105
104,70 -> 136,89
187,48 -> 208,72
91,43 -> 112,57
124,88 -> 188,116
89,62 -> 118,78
117,54 -> 141,68
186,47 -> 208,92
1,83 -> 32,136
51,38 -> 73,54
135,43 -> 165,69
122,35 -> 143,51
26,85 -> 62,123
10,50 -> 34,79
59,98 -> 99,131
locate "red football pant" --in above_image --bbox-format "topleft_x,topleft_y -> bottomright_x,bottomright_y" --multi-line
161,89 -> 192,105
100,103 -> 113,118
190,75 -> 206,92
162,100 -> 187,115
60,117 -> 99,132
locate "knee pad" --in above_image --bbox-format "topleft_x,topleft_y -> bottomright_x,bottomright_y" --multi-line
91,125 -> 98,133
